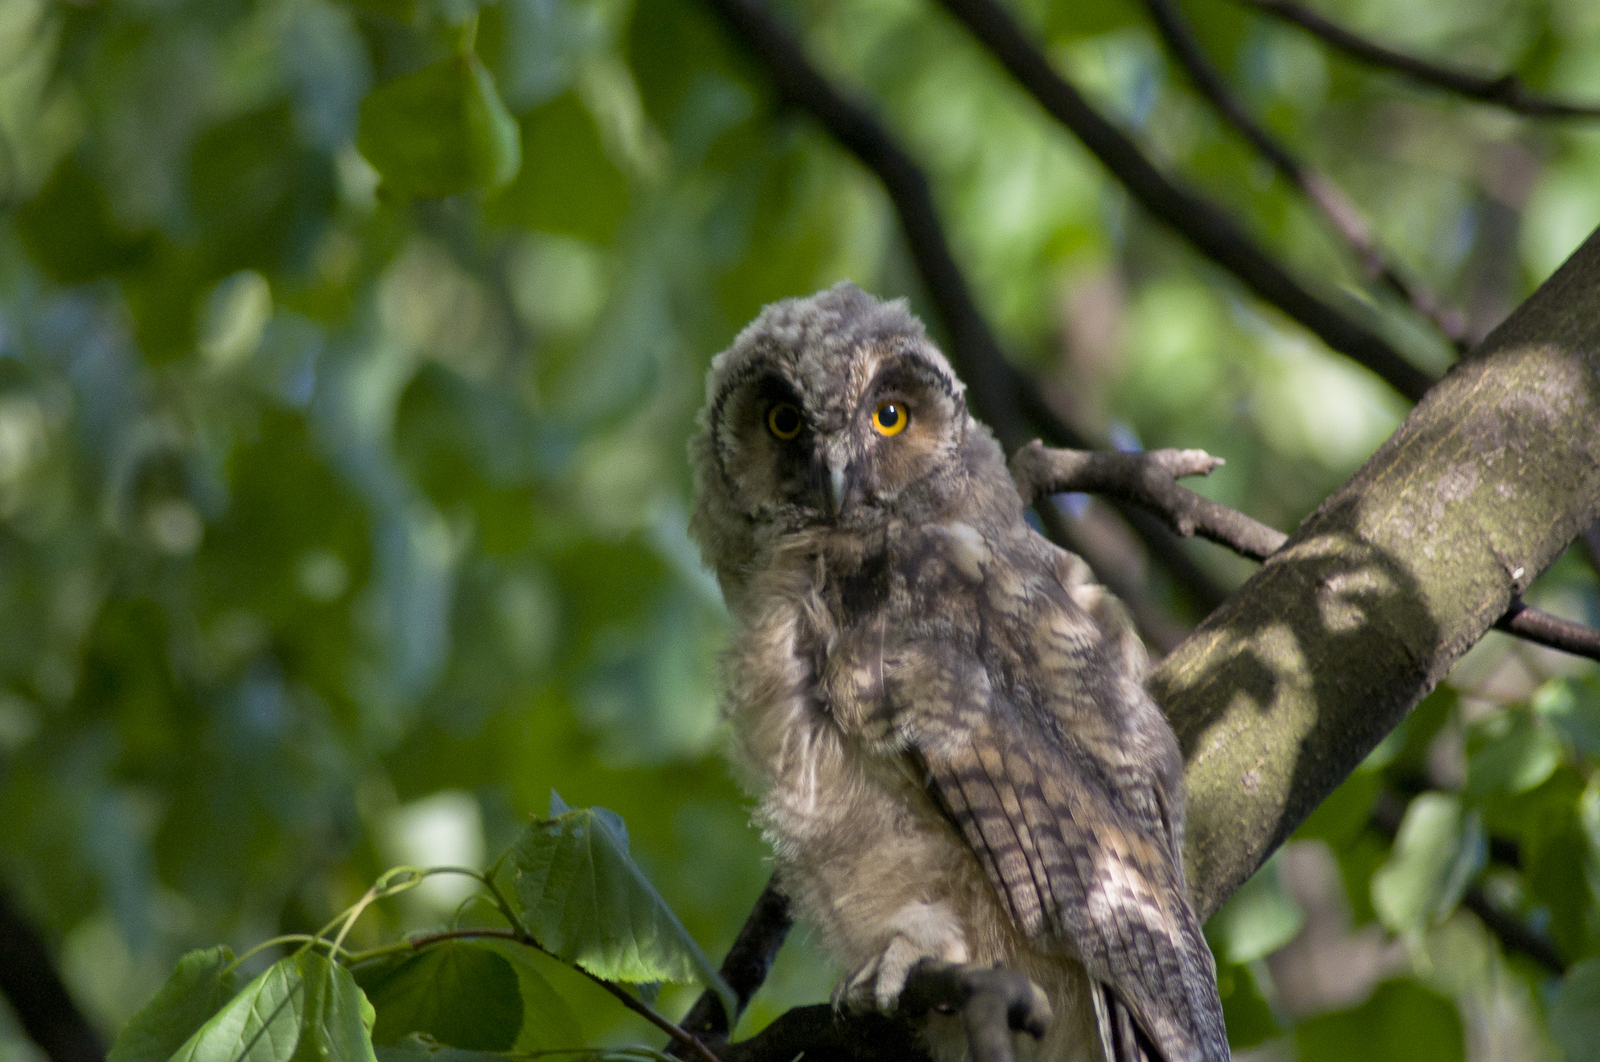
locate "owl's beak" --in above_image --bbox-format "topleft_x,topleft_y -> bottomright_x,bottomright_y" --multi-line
827,463 -> 848,516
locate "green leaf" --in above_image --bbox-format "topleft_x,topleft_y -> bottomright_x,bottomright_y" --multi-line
1551,958 -> 1600,1062
485,93 -> 631,242
1294,768 -> 1379,847
1215,962 -> 1281,1050
374,1034 -> 507,1062
108,947 -> 239,1062
357,941 -> 522,1051
1295,980 -> 1463,1062
357,51 -> 521,197
1535,678 -> 1600,758
172,950 -> 377,1062
1205,853 -> 1303,964
1370,793 -> 1485,939
471,939 -> 584,1051
189,103 -> 337,276
509,796 -> 736,1019
1467,711 -> 1564,797
13,157 -> 155,283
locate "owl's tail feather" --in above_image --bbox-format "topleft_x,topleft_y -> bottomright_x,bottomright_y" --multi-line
1091,984 -> 1170,1062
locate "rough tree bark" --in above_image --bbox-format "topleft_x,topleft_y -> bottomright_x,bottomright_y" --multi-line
1161,225 -> 1600,920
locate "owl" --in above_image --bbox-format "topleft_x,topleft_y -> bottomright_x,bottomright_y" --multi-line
688,282 -> 1229,1062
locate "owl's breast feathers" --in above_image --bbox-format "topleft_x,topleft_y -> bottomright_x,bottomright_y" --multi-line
789,517 -> 1229,1062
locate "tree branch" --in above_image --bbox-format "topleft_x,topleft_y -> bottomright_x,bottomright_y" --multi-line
672,875 -> 792,1050
932,0 -> 1437,403
1494,598 -> 1600,662
716,1005 -> 926,1062
1013,377 -> 1233,615
1138,0 -> 1468,348
1235,0 -> 1600,120
699,0 -> 1203,651
1157,225 -> 1600,919
1011,439 -> 1600,663
1010,441 -> 1284,560
0,888 -> 105,1062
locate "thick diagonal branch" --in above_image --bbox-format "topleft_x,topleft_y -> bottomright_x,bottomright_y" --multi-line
1159,226 -> 1600,918
933,0 -> 1437,403
1236,0 -> 1600,120
1139,0 -> 1467,347
1010,441 -> 1600,663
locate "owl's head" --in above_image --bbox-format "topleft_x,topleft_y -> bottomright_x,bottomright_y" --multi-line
690,283 -> 1005,600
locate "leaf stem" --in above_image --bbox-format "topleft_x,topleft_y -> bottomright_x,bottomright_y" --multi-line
395,929 -> 724,1062
224,934 -> 340,974
329,867 -> 427,957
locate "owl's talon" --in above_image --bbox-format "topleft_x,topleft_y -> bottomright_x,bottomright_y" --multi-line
898,961 -> 1052,1062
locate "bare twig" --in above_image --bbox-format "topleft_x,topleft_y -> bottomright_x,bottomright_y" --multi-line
1495,599 -> 1600,662
1010,440 -> 1287,561
1012,440 -> 1600,663
1236,0 -> 1600,120
1013,377 -> 1233,615
933,0 -> 1437,403
673,875 -> 792,1049
1138,0 -> 1468,348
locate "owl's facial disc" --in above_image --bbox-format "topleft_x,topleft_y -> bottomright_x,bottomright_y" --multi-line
709,340 -> 964,530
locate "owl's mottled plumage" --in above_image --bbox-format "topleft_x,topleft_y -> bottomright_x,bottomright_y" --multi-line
689,283 -> 1228,1062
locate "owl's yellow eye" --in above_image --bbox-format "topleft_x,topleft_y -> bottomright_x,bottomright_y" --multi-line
872,401 -> 908,436
767,402 -> 802,440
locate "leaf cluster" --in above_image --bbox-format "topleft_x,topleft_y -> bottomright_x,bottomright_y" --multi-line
109,796 -> 731,1062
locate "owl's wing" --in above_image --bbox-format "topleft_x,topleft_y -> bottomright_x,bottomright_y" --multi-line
912,713 -> 1229,1062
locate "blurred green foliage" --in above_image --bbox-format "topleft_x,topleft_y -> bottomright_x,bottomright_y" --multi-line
1,0 -> 1599,1057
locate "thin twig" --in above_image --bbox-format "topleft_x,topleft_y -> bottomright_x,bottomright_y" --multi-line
1013,376 -> 1233,615
933,0 -> 1437,403
672,875 -> 793,1049
1369,794 -> 1566,975
698,0 -> 1028,446
1010,441 -> 1286,561
1236,0 -> 1600,120
405,929 -> 724,1062
1138,0 -> 1468,348
1495,599 -> 1600,663
1013,440 -> 1600,663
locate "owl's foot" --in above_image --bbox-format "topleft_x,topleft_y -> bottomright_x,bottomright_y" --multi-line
899,961 -> 1053,1062
836,933 -> 941,1013
834,901 -> 972,1013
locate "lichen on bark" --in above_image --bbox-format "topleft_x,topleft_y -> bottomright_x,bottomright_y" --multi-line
1156,226 -> 1600,919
